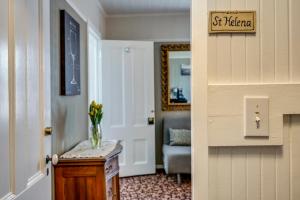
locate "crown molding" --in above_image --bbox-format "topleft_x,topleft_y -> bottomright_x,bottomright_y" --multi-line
107,11 -> 190,18
65,0 -> 88,22
96,0 -> 108,17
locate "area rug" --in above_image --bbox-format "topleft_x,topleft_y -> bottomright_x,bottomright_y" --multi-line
120,171 -> 191,200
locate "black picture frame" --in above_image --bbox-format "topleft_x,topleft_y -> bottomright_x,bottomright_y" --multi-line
60,10 -> 81,96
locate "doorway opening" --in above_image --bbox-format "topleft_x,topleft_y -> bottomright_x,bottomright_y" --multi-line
87,1 -> 192,198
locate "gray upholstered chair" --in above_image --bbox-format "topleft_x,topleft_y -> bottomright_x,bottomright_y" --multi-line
162,116 -> 191,184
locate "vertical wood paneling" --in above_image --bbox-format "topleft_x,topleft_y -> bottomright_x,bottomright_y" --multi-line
207,0 -> 300,84
208,35 -> 217,84
208,0 -> 300,199
207,0 -> 217,84
231,148 -> 247,200
290,116 -> 300,200
245,0 -> 261,83
275,0 -> 289,82
209,116 -> 300,200
290,0 -> 300,81
215,0 -> 232,83
260,0 -> 275,82
0,0 -> 10,198
231,0 -> 246,83
209,148 -> 218,200
216,148 -> 232,200
261,147 -> 277,200
246,148 -> 261,200
276,116 -> 290,200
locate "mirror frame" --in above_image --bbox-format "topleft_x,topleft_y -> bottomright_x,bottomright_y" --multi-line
161,43 -> 191,111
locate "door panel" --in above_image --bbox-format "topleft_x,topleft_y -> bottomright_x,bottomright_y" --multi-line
102,40 -> 155,177
0,0 -> 10,198
108,47 -> 126,128
15,0 -> 41,192
0,0 -> 52,199
133,139 -> 148,164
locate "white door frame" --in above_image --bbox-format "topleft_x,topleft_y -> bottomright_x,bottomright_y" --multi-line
191,0 -> 209,199
87,24 -> 102,104
87,24 -> 103,137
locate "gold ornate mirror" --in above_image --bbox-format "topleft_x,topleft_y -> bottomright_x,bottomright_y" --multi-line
161,44 -> 191,111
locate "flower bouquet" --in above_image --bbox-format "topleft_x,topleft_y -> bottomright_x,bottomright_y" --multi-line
89,100 -> 103,149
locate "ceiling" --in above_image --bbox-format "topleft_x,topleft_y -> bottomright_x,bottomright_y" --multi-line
98,0 -> 191,16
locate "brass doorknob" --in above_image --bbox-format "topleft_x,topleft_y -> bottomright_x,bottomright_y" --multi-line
44,127 -> 52,135
148,117 -> 155,125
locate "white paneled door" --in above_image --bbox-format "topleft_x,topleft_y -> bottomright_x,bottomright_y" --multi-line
101,40 -> 155,177
0,0 -> 52,199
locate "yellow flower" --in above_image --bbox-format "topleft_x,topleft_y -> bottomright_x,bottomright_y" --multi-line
96,104 -> 102,110
89,111 -> 94,116
89,101 -> 103,125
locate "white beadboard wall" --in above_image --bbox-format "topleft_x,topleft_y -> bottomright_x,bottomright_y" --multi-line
208,0 -> 300,84
209,116 -> 300,200
207,0 -> 300,199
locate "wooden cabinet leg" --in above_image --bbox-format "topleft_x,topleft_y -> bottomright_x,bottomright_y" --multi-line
113,174 -> 121,200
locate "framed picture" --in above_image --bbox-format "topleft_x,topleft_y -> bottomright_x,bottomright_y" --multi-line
60,10 -> 81,96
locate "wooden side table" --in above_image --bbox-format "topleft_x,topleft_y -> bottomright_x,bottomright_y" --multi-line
54,141 -> 122,200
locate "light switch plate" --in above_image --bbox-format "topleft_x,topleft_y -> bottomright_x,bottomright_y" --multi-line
244,96 -> 269,137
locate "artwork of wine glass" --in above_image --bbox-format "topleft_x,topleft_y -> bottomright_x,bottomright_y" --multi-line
60,10 -> 81,96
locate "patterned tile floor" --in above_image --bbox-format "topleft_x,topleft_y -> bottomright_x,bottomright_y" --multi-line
120,171 -> 191,200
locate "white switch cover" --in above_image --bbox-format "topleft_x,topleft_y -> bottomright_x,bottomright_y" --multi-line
244,96 -> 269,137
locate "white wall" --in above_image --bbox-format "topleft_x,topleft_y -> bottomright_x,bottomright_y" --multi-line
192,0 -> 300,199
105,13 -> 190,41
67,0 -> 106,37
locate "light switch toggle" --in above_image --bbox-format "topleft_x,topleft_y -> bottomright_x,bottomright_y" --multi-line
255,112 -> 261,129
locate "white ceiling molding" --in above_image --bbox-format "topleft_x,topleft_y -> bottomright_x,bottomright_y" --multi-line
99,0 -> 190,16
107,12 -> 190,18
96,0 -> 107,18
120,38 -> 190,43
65,0 -> 88,22
65,0 -> 104,37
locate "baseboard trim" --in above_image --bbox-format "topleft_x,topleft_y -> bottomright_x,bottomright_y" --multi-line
156,164 -> 164,169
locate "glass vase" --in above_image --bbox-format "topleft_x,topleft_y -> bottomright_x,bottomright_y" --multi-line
90,124 -> 102,149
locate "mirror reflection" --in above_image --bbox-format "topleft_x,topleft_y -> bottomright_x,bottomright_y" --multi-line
161,43 -> 190,111
168,51 -> 191,104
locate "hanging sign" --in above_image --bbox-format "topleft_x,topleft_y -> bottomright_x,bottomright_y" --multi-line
209,11 -> 256,33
